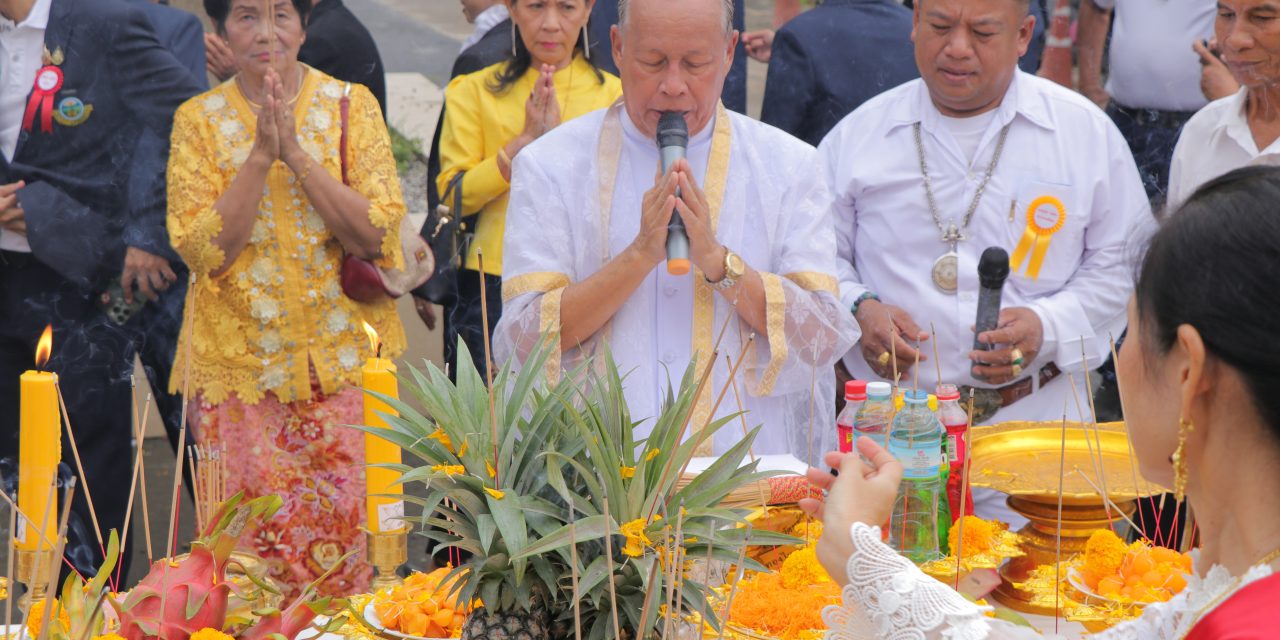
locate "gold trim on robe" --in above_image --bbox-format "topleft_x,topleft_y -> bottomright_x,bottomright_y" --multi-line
784,271 -> 838,296
539,288 -> 566,384
503,272 -> 572,303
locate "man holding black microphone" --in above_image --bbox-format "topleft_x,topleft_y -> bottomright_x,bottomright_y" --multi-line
493,0 -> 858,465
822,0 -> 1150,523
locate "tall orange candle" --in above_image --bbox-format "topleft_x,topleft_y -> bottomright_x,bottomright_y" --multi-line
18,325 -> 59,552
362,323 -> 405,534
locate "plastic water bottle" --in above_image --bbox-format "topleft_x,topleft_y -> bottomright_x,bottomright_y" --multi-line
836,380 -> 868,453
937,384 -> 973,521
853,382 -> 894,462
930,393 -> 953,555
888,389 -> 945,563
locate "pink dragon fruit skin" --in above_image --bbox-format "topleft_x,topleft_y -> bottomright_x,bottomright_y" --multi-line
110,494 -> 282,640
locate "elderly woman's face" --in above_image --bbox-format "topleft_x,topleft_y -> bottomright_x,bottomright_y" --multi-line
511,0 -> 593,69
223,0 -> 306,79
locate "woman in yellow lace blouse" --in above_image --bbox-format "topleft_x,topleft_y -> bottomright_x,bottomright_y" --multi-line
437,0 -> 621,379
166,0 -> 404,596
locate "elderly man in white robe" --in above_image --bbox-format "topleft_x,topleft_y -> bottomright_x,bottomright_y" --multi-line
494,0 -> 858,462
822,0 -> 1152,522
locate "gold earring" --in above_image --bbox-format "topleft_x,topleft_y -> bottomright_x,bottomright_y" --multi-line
582,25 -> 590,60
1172,418 -> 1194,501
511,25 -> 518,57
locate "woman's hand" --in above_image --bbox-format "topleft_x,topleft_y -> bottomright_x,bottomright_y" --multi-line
268,68 -> 305,168
250,70 -> 281,165
521,65 -> 560,140
540,66 -> 561,134
799,438 -> 904,586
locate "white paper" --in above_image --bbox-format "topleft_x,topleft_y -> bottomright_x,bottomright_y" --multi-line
377,500 -> 406,532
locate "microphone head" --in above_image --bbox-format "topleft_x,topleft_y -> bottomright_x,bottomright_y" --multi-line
978,246 -> 1011,289
656,111 -> 689,148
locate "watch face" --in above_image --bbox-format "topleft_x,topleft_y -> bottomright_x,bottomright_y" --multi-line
727,252 -> 745,277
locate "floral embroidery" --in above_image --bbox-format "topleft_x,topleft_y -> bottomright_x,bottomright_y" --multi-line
337,345 -> 359,370
251,297 -> 281,323
326,308 -> 350,334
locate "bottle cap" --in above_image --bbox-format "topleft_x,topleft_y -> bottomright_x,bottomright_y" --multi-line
928,394 -> 938,412
845,380 -> 868,402
903,389 -> 929,404
936,383 -> 961,401
866,381 -> 892,398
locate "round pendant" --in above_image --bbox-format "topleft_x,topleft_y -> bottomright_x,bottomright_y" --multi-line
932,251 -> 959,293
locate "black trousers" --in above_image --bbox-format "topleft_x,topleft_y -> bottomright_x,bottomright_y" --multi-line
444,269 -> 502,383
0,251 -> 135,580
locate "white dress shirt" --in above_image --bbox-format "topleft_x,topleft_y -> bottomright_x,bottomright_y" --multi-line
1167,89 -> 1280,213
0,0 -> 50,253
496,105 -> 859,463
823,71 -> 1152,423
1092,0 -> 1215,112
459,4 -> 509,54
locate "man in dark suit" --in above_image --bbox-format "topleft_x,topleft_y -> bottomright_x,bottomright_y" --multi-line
760,0 -> 918,147
122,0 -> 207,483
0,0 -> 202,578
298,0 -> 387,118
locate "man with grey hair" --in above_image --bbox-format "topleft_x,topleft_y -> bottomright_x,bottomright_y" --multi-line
495,0 -> 858,462
590,0 -> 749,113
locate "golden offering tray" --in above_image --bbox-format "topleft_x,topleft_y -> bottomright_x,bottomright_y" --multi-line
967,420 -> 1166,615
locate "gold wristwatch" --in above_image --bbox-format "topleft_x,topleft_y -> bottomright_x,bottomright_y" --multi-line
707,248 -> 745,291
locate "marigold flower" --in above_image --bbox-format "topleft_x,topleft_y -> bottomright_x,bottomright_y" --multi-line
779,547 -> 832,588
620,466 -> 636,479
484,488 -> 505,500
190,629 -> 234,640
427,429 -> 454,453
644,448 -> 660,462
431,464 -> 465,477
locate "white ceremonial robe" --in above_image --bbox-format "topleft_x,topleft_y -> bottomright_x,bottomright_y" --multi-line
495,103 -> 859,464
822,72 -> 1153,522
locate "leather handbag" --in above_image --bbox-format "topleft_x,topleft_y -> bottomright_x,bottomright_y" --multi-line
336,83 -> 435,302
415,171 -> 471,306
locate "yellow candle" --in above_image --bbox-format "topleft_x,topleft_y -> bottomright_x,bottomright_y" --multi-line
363,324 -> 404,534
18,327 -> 60,551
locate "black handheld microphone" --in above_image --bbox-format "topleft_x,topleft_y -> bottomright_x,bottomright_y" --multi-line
656,112 -> 691,276
973,247 -> 1010,352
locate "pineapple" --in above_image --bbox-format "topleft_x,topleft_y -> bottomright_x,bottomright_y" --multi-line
363,338 -> 797,639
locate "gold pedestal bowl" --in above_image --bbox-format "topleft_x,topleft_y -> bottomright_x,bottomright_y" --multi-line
967,421 -> 1164,616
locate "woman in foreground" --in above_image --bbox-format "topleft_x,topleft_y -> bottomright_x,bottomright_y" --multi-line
803,165 -> 1280,639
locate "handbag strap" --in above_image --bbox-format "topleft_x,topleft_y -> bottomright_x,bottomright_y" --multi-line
339,82 -> 351,186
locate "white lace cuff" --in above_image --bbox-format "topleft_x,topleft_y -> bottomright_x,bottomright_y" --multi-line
821,523 -> 994,640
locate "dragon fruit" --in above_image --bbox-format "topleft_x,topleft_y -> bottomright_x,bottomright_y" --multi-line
110,493 -> 282,640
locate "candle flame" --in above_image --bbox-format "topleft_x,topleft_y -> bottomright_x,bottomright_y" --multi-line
363,321 -> 380,356
34,324 -> 52,369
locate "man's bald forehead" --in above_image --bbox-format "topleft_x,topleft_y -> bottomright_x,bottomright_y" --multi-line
617,0 -> 735,35
914,0 -> 1031,15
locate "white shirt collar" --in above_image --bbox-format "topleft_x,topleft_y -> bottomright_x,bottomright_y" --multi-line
1221,87 -> 1268,156
0,0 -> 52,31
891,70 -> 1055,136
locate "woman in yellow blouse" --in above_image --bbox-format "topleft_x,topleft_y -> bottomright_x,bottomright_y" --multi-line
437,0 -> 621,378
166,0 -> 405,596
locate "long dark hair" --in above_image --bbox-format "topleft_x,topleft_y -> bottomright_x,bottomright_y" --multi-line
487,2 -> 606,95
1137,165 -> 1280,436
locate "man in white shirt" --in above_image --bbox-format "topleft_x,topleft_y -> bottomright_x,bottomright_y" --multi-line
1077,0 -> 1215,206
459,0 -> 509,53
822,0 -> 1150,520
494,0 -> 859,463
1168,0 -> 1280,212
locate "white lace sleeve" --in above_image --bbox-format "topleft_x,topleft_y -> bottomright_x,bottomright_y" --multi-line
821,523 -> 1044,640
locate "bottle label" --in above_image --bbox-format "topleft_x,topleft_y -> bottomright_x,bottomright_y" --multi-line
891,443 -> 942,478
838,425 -> 854,453
948,434 -> 959,463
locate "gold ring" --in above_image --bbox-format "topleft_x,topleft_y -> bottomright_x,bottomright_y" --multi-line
1011,348 -> 1025,366
1011,363 -> 1023,377
877,352 -> 891,366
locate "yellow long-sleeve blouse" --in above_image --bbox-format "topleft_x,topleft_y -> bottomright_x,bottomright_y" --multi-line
166,67 -> 406,405
437,55 -> 622,276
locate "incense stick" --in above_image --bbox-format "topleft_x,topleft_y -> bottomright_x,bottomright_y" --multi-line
4,504 -> 15,640
954,390 -> 976,589
120,389 -> 151,581
36,479 -> 75,640
1066,373 -> 1114,529
17,480 -> 57,640
675,340 -> 751,484
699,521 -> 716,639
1073,468 -> 1143,533
476,252 -> 500,487
1110,334 -> 1152,542
912,338 -> 921,393
53,382 -> 104,550
668,504 -> 686,635
637,553 -> 662,638
807,357 -> 818,468
567,503 -> 582,640
601,496 -> 622,640
717,525 -> 751,640
888,312 -> 899,384
930,322 -> 942,390
137,393 -> 155,563
1078,339 -> 1117,528
725,355 -> 768,512
1055,413 -> 1067,633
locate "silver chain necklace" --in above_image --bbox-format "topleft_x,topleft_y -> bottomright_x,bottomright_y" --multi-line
913,121 -> 1011,293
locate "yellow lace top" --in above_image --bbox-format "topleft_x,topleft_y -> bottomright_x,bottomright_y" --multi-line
166,67 -> 406,405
